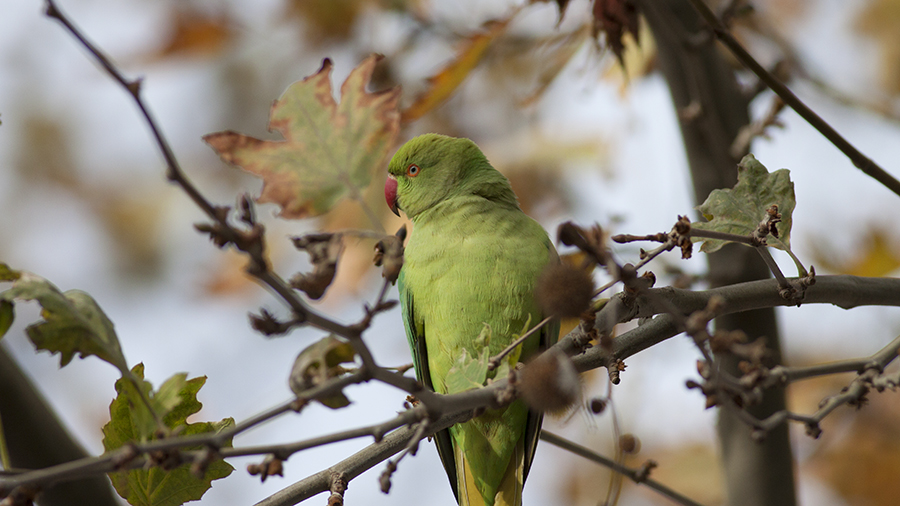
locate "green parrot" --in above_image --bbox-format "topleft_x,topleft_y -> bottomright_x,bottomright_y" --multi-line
384,134 -> 560,506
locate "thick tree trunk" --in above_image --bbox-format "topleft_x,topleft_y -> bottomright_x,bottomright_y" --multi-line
639,1 -> 797,505
0,345 -> 119,506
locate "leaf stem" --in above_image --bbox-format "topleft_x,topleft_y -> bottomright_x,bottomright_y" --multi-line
754,246 -> 790,292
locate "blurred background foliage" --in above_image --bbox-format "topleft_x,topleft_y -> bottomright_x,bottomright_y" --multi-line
1,0 -> 900,505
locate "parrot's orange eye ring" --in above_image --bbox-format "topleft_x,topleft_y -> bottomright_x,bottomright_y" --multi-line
406,164 -> 420,177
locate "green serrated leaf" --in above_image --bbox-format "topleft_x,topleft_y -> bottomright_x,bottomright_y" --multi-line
0,263 -> 21,282
104,364 -> 159,444
0,300 -> 13,340
1,273 -> 128,374
155,373 -> 189,421
203,55 -> 400,219
693,154 -> 796,253
289,335 -> 357,409
103,365 -> 235,506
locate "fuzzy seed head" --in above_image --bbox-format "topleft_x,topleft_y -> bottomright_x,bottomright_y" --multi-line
518,348 -> 581,413
536,263 -> 595,318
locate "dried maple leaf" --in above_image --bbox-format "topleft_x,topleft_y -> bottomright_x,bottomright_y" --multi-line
204,55 -> 400,219
592,0 -> 640,67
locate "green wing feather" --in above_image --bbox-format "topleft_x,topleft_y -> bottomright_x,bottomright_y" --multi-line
522,316 -> 560,481
398,269 -> 460,500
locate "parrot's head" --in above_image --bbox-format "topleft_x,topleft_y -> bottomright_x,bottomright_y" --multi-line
385,133 -> 517,219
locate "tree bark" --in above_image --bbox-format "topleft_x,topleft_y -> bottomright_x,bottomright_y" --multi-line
639,1 -> 797,505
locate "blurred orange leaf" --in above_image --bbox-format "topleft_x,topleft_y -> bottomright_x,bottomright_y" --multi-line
855,0 -> 900,94
288,0 -> 368,43
401,16 -> 513,123
811,228 -> 900,277
204,55 -> 400,220
807,388 -> 900,506
203,250 -> 257,297
155,9 -> 233,59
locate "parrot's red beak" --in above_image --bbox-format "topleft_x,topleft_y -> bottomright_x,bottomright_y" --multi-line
385,175 -> 399,217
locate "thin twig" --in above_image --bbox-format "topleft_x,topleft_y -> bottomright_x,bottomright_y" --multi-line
223,407 -> 424,460
684,0 -> 900,198
540,431 -> 706,506
250,275 -> 900,505
633,240 -> 676,271
487,316 -> 553,371
33,1 -> 900,504
593,278 -> 618,297
378,421 -> 429,493
44,0 -> 373,347
763,335 -> 900,387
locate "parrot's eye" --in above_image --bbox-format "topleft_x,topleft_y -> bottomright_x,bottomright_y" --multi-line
406,164 -> 420,177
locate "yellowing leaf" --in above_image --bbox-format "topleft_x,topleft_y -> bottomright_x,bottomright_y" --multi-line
204,55 -> 400,219
0,263 -> 20,282
693,154 -> 795,253
811,228 -> 900,277
103,364 -> 235,506
401,17 -> 513,123
289,335 -> 357,408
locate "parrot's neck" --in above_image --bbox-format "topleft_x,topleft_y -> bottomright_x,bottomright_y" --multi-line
411,194 -> 519,227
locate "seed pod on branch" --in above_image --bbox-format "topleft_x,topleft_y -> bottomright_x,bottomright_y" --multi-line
536,263 -> 595,318
518,348 -> 581,414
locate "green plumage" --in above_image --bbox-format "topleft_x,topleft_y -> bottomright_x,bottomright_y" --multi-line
388,134 -> 559,506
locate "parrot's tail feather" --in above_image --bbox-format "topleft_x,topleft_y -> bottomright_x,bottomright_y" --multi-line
494,438 -> 524,506
456,439 -> 524,506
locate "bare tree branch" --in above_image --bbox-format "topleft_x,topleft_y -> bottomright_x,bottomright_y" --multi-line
18,3 -> 900,506
683,0 -> 900,198
540,431 -> 706,506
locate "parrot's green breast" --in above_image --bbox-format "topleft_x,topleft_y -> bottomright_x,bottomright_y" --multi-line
403,197 -> 549,384
399,194 -> 555,505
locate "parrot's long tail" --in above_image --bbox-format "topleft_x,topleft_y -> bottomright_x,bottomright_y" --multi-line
456,438 -> 524,506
